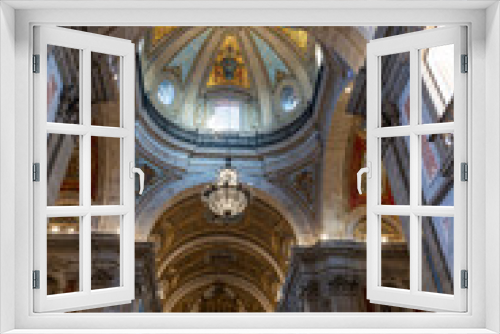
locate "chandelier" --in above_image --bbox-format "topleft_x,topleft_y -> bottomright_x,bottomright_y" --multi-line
202,158 -> 250,220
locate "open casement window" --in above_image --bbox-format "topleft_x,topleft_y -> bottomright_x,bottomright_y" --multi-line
33,26 -> 142,312
364,26 -> 467,312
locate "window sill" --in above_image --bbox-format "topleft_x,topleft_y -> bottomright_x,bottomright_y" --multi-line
4,329 -> 497,334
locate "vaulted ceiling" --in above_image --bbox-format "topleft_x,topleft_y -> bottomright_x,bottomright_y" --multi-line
149,194 -> 296,312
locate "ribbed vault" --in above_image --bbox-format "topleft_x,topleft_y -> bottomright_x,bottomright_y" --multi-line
141,27 -> 322,131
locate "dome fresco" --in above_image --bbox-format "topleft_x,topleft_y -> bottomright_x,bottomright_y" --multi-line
166,28 -> 213,83
142,27 -> 322,132
249,30 -> 290,87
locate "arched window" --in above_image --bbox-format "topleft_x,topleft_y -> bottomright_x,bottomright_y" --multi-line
280,85 -> 299,112
207,99 -> 240,131
157,80 -> 175,106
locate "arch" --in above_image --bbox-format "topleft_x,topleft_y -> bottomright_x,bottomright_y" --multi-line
156,234 -> 286,283
345,205 -> 369,239
135,173 -> 311,244
164,274 -> 273,312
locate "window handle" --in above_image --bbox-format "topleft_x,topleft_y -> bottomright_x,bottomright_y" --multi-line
357,162 -> 371,194
129,162 -> 145,195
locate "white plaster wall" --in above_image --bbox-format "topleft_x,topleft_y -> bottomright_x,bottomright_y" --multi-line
485,2 -> 500,332
0,2 -> 16,333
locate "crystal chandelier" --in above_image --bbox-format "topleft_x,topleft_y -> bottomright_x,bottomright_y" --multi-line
202,158 -> 250,220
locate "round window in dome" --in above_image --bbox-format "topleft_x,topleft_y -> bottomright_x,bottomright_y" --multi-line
157,80 -> 175,106
280,85 -> 299,112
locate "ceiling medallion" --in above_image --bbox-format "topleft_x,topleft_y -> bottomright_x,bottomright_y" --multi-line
202,158 -> 250,223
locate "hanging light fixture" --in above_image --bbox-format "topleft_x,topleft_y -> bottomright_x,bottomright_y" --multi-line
202,158 -> 250,221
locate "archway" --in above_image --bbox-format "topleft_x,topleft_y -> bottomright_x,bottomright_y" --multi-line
135,174 -> 312,244
149,193 -> 297,312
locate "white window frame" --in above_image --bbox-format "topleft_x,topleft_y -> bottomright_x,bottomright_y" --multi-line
0,2 -> 498,333
366,26 -> 467,312
32,26 -> 137,313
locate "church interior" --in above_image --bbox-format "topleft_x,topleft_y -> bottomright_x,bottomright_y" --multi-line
45,26 -> 455,312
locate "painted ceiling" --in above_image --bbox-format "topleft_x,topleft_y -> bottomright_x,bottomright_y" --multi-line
150,27 -> 314,90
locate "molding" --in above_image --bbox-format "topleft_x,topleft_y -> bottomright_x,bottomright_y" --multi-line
4,1 -> 496,10
0,2 -> 16,333
3,329 -> 498,334
485,2 -> 500,333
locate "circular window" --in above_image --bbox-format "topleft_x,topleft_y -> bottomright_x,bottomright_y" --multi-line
280,85 -> 299,112
157,80 -> 175,106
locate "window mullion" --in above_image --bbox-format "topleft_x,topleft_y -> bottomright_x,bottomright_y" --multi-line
409,47 -> 420,294
46,206 -> 89,217
89,205 -> 129,216
82,214 -> 91,293
412,123 -> 454,135
373,205 -> 411,216
89,126 -> 129,138
82,48 -> 92,294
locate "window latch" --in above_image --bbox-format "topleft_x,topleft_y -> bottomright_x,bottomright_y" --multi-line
357,162 -> 372,194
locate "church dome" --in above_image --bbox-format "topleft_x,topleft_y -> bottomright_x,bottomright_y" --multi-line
140,27 -> 323,135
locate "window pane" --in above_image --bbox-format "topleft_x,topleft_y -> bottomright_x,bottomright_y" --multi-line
421,134 -> 454,206
47,217 -> 80,295
421,45 -> 454,124
380,215 -> 410,290
47,45 -> 80,124
91,137 -> 121,205
47,134 -> 80,206
91,52 -> 121,127
381,136 -> 410,205
91,216 -> 121,290
421,216 -> 454,294
381,52 -> 410,127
